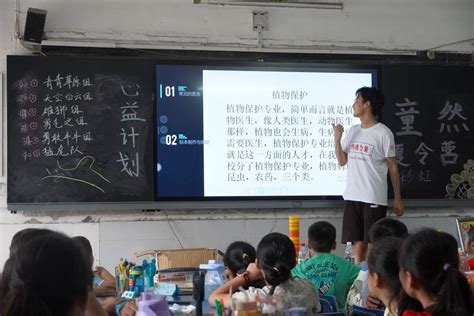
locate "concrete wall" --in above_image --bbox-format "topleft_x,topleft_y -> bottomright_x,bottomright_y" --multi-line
1,0 -> 473,272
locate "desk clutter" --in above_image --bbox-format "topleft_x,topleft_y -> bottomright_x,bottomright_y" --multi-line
114,247 -> 310,316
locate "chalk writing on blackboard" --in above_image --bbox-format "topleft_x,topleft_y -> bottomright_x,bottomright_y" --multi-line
41,156 -> 110,193
445,159 -> 474,199
414,142 -> 433,166
8,56 -> 154,204
117,83 -> 145,177
395,98 -> 422,137
438,101 -> 469,133
17,73 -> 96,162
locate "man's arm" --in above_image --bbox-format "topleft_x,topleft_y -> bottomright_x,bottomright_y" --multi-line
332,123 -> 348,166
387,157 -> 404,216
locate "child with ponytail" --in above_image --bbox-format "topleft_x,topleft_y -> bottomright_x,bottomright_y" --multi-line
210,233 -> 320,314
399,229 -> 472,316
223,241 -> 265,288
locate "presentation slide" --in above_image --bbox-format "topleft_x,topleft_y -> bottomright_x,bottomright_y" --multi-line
155,65 -> 374,199
202,70 -> 371,196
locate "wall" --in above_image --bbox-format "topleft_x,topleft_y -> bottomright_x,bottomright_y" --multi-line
1,0 -> 473,272
2,208 -> 474,273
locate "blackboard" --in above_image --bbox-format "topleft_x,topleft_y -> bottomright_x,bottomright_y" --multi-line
6,55 -> 474,206
381,65 -> 474,199
7,56 -> 154,203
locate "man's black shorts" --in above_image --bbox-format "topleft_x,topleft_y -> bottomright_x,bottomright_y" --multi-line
341,200 -> 387,243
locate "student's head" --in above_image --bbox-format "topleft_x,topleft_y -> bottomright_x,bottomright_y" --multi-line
223,241 -> 256,281
353,87 -> 385,117
368,218 -> 408,244
307,221 -> 336,254
0,230 -> 91,316
256,232 -> 296,294
72,236 -> 94,269
399,229 -> 472,316
9,228 -> 54,255
368,237 -> 406,313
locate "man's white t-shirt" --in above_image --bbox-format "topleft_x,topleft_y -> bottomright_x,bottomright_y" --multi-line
341,123 -> 396,206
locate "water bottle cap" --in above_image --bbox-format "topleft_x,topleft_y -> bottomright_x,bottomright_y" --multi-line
346,242 -> 352,246
208,260 -> 224,265
199,263 -> 222,270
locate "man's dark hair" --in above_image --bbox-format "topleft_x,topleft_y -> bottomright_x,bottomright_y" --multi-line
308,221 -> 336,253
356,86 -> 385,116
368,217 -> 408,244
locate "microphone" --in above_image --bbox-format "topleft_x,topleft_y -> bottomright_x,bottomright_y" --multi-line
193,270 -> 206,316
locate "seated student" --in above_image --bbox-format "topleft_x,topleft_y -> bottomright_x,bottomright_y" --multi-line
465,226 -> 474,255
223,241 -> 265,288
0,230 -> 90,316
367,237 -> 422,316
0,228 -> 55,283
292,221 -> 360,311
210,233 -> 321,315
9,228 -> 54,255
346,217 -> 408,311
462,226 -> 474,270
399,229 -> 472,316
72,236 -> 122,316
72,236 -> 117,297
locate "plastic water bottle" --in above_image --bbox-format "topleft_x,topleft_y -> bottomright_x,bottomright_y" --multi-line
298,243 -> 310,263
360,262 -> 369,303
199,260 -> 225,300
344,242 -> 355,264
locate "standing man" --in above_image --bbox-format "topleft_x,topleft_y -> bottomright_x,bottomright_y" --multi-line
332,87 -> 404,263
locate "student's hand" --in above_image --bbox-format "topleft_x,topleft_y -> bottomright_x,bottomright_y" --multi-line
246,263 -> 264,281
95,266 -> 115,282
120,300 -> 138,316
94,266 -> 116,290
366,295 -> 384,310
100,297 -> 124,315
93,285 -> 117,298
393,198 -> 404,216
332,123 -> 344,143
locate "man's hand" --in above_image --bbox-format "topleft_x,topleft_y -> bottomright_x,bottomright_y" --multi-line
393,197 -> 405,216
332,123 -> 344,142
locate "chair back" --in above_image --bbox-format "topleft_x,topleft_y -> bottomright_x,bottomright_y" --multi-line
350,304 -> 385,316
320,295 -> 338,312
319,298 -> 334,313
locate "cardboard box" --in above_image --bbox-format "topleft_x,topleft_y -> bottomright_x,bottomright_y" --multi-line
135,248 -> 221,270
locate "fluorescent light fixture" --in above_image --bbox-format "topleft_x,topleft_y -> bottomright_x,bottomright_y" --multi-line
194,0 -> 343,10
